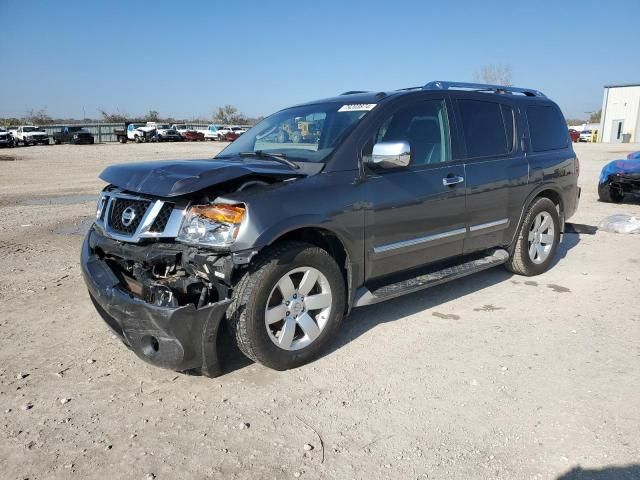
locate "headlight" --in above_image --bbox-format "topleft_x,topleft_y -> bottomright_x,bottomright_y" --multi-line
96,195 -> 107,220
176,204 -> 245,247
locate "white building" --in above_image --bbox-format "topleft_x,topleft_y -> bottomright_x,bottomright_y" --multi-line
599,83 -> 640,143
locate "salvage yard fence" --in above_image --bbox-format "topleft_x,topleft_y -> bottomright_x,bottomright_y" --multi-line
37,123 -> 253,143
40,123 -> 126,143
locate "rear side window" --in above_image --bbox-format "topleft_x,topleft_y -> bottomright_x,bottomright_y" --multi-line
459,99 -> 514,158
527,105 -> 568,151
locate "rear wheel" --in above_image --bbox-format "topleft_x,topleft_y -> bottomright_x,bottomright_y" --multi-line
134,135 -> 141,143
227,241 -> 345,370
506,197 -> 560,276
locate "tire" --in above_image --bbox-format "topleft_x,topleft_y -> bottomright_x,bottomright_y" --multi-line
54,138 -> 61,145
134,135 -> 141,143
227,241 -> 346,370
598,184 -> 624,203
505,197 -> 560,276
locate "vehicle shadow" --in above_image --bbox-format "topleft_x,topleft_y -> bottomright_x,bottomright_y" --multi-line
619,193 -> 640,205
556,464 -> 640,479
218,231 -> 584,375
549,228 -> 582,269
329,232 -> 582,356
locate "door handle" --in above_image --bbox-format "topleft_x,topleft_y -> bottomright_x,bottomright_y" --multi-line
442,175 -> 464,186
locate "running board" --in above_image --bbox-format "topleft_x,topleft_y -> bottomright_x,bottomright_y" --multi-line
353,249 -> 509,307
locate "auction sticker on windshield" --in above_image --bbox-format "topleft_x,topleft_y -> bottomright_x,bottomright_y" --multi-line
338,104 -> 376,112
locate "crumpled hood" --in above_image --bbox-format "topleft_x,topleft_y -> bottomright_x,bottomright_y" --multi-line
99,158 -> 306,197
599,158 -> 640,183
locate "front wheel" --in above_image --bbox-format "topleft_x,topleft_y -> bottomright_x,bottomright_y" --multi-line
505,197 -> 560,276
598,184 -> 624,203
227,241 -> 346,370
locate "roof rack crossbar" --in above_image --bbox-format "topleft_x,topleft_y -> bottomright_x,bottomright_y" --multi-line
423,81 -> 546,98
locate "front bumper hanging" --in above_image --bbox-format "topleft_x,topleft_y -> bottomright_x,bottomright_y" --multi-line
81,234 -> 231,377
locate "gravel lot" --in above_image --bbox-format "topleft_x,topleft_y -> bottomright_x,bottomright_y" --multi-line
0,141 -> 639,480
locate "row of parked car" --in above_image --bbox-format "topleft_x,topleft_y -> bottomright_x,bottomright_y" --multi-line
0,125 -> 52,147
113,123 -> 248,144
568,128 -> 597,143
0,123 -> 249,148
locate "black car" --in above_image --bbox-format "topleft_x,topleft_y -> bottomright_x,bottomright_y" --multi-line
53,126 -> 95,145
81,81 -> 580,377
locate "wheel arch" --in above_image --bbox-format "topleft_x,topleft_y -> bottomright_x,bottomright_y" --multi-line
263,225 -> 355,314
508,184 -> 565,251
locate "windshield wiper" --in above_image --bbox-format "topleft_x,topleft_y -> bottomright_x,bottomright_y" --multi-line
239,151 -> 300,169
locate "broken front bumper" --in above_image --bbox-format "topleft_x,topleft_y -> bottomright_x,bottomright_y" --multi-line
81,232 -> 231,377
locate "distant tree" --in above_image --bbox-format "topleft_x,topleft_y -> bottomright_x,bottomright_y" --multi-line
589,109 -> 601,123
245,115 -> 264,125
24,108 -> 54,125
144,110 -> 160,122
473,64 -> 513,86
99,109 -> 130,123
566,118 -> 587,126
0,117 -> 22,127
213,105 -> 247,124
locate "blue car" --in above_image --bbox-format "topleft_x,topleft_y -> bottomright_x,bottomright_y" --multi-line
598,151 -> 640,203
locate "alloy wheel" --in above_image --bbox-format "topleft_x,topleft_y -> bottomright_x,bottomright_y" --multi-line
527,211 -> 555,264
264,267 -> 333,351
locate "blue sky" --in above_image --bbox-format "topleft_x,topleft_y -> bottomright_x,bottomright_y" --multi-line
1,0 -> 638,120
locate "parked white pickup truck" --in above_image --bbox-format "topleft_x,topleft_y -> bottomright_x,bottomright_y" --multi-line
171,124 -> 190,137
12,126 -> 50,146
145,123 -> 182,142
203,124 -> 220,141
124,123 -> 156,143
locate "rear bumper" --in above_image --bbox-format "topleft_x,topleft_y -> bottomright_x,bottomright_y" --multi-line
81,232 -> 230,376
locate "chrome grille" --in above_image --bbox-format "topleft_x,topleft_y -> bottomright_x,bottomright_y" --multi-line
150,203 -> 174,232
108,198 -> 150,235
96,190 -> 186,243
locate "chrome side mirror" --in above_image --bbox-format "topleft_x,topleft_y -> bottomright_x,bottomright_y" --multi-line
370,141 -> 411,169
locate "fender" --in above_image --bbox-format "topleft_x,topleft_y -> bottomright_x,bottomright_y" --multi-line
254,213 -> 362,261
251,214 -> 364,312
507,181 -> 565,250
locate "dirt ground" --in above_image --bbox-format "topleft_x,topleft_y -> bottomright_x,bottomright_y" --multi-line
0,141 -> 639,480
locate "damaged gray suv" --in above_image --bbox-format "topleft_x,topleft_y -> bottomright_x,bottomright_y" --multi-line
81,81 -> 580,376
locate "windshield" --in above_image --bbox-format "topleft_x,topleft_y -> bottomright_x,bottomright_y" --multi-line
23,127 -> 37,132
175,125 -> 186,129
157,124 -> 170,129
582,130 -> 591,134
217,102 -> 374,163
68,127 -> 83,132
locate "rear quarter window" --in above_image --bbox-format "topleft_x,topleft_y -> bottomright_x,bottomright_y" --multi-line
527,105 -> 568,152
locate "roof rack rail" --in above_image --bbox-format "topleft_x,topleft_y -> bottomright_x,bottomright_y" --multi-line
423,81 -> 546,98
340,90 -> 370,95
396,86 -> 422,92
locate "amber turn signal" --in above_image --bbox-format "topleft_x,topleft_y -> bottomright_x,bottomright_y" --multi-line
191,204 -> 246,224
